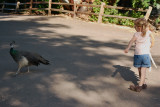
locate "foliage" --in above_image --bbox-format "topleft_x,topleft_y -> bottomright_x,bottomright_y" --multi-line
90,0 -> 160,27
91,0 -> 140,27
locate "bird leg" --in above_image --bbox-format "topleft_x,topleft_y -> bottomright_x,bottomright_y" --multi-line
15,66 -> 21,75
27,67 -> 30,73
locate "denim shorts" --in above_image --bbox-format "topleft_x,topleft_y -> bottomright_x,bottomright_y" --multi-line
134,54 -> 151,68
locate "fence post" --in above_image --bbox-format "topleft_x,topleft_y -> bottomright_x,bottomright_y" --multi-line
2,1 -> 5,13
48,0 -> 52,16
144,6 -> 152,20
98,2 -> 105,23
73,3 -> 77,19
15,1 -> 20,13
29,0 -> 33,14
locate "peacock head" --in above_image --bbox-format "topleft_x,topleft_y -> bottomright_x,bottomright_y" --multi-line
10,41 -> 15,48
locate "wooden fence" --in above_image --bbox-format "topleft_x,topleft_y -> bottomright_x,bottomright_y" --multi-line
0,1 -> 152,23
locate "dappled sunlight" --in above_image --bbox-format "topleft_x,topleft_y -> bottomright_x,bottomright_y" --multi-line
82,46 -> 124,56
10,99 -> 30,107
43,73 -> 120,106
81,76 -> 120,87
0,15 -> 160,107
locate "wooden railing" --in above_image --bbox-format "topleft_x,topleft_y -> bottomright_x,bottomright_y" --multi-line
0,1 -> 152,23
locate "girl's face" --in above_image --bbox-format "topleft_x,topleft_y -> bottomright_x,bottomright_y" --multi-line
134,26 -> 141,32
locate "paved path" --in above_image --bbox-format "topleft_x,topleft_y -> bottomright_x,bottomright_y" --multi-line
0,14 -> 160,107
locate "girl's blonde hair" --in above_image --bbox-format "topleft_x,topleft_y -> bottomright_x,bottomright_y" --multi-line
134,18 -> 148,37
148,23 -> 155,32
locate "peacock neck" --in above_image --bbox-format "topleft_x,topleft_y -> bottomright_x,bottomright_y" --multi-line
10,48 -> 17,55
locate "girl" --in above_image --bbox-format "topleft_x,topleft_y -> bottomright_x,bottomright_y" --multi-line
124,18 -> 154,92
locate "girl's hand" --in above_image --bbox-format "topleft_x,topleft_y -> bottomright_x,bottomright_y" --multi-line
124,48 -> 129,53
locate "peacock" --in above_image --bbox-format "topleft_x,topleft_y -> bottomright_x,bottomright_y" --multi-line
10,41 -> 50,75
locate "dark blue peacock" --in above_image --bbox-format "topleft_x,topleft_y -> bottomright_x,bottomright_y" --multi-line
10,41 -> 50,75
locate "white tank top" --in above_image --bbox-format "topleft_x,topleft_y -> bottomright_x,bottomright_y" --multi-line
134,30 -> 151,55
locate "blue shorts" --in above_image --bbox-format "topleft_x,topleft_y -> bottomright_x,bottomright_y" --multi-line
134,54 -> 151,68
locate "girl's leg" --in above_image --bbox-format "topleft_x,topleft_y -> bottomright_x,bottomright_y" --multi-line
138,67 -> 146,84
139,67 -> 147,86
138,67 -> 141,79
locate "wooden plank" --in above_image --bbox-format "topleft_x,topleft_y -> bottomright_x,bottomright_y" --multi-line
98,2 -> 105,23
31,8 -> 49,10
2,1 -> 5,12
32,2 -> 48,4
23,2 -> 31,5
48,0 -> 52,16
25,1 -> 48,4
19,8 -> 30,10
3,8 -> 16,10
3,3 -> 17,5
103,14 -> 136,20
144,6 -> 152,20
51,8 -> 74,14
52,2 -> 74,5
0,2 -> 29,5
76,11 -> 99,16
104,5 -> 147,12
29,0 -> 33,14
76,4 -> 100,7
73,3 -> 77,19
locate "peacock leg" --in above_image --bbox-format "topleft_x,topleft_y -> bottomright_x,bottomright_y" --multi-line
15,66 -> 21,75
27,67 -> 30,73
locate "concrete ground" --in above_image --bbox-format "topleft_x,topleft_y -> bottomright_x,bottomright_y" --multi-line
0,14 -> 160,107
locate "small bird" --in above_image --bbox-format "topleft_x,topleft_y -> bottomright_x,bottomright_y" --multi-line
10,41 -> 50,75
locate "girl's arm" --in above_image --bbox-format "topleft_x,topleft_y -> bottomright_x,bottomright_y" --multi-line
124,36 -> 137,53
150,33 -> 155,48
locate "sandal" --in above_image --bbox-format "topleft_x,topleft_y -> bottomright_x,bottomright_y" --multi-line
142,84 -> 147,89
129,85 -> 142,92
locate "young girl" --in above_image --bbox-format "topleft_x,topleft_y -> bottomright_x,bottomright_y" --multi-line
124,18 -> 154,92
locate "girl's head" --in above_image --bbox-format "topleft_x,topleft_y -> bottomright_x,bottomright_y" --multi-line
134,18 -> 148,37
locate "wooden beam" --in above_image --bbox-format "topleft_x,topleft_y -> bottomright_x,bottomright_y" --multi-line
52,2 -> 74,5
32,2 -> 48,4
29,0 -> 33,14
103,14 -> 136,20
76,11 -> 99,16
76,4 -> 101,8
51,8 -> 74,14
48,0 -> 52,16
2,1 -> 5,13
73,3 -> 77,19
30,8 -> 49,10
2,3 -> 17,5
104,5 -> 147,12
98,2 -> 105,23
144,6 -> 152,20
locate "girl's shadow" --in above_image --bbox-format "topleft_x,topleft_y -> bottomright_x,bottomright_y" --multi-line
112,65 -> 139,85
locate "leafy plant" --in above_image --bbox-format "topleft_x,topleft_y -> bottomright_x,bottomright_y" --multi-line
90,0 -> 160,27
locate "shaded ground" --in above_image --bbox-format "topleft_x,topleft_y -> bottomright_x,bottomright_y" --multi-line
0,14 -> 160,107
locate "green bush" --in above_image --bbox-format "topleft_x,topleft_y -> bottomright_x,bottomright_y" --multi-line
90,0 -> 160,27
